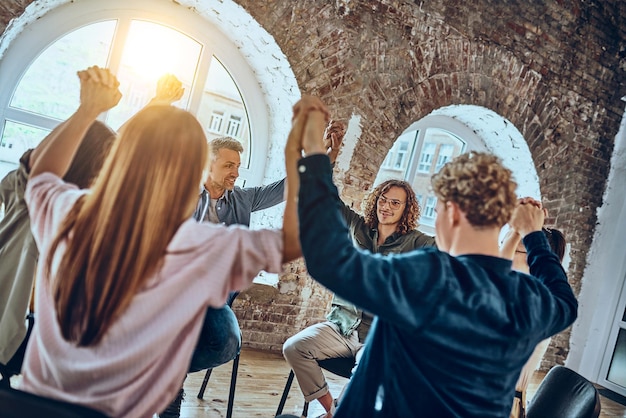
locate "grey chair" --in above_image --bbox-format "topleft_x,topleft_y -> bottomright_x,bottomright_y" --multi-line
526,365 -> 601,418
275,356 -> 355,417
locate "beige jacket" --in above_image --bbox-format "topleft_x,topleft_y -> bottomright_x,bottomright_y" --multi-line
0,150 -> 37,364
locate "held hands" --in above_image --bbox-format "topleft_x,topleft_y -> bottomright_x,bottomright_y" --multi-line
509,197 -> 546,237
288,95 -> 330,157
76,66 -> 122,117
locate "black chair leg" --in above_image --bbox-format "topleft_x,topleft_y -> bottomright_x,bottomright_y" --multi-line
276,370 -> 295,416
197,367 -> 213,399
302,400 -> 309,417
0,365 -> 11,389
225,353 -> 239,418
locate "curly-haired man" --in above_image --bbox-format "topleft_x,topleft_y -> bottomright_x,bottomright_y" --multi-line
284,95 -> 578,418
283,172 -> 435,417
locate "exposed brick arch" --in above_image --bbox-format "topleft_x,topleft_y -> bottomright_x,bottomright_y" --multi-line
2,0 -> 624,371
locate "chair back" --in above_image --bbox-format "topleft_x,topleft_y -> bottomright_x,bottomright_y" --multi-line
0,386 -> 109,418
526,365 -> 601,418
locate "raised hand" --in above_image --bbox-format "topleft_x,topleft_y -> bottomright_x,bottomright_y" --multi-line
30,66 -> 121,179
509,197 -> 546,237
76,66 -> 122,117
292,96 -> 329,156
152,73 -> 184,105
324,119 -> 345,163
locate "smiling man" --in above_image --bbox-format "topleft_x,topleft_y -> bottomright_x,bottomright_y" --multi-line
196,137 -> 286,226
161,136 -> 286,418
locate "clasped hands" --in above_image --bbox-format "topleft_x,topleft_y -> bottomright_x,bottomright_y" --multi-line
287,95 -> 333,158
76,66 -> 122,117
509,197 -> 547,237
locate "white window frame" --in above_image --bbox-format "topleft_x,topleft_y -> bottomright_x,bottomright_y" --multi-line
0,0 -> 271,186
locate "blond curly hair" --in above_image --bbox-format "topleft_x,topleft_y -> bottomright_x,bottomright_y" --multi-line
431,152 -> 517,228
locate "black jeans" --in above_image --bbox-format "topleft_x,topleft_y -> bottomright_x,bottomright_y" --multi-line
1,313 -> 34,381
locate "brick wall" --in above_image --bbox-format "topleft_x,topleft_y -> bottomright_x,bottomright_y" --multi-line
233,0 -> 625,366
2,0 -> 625,368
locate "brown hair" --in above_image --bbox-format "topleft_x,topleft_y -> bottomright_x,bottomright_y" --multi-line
63,120 -> 116,188
47,106 -> 208,346
543,227 -> 566,262
431,152 -> 517,228
363,179 -> 420,235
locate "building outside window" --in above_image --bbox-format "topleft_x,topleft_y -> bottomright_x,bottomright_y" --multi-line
417,142 -> 436,173
227,115 -> 242,138
435,143 -> 455,172
394,140 -> 409,169
422,196 -> 437,226
209,111 -> 224,133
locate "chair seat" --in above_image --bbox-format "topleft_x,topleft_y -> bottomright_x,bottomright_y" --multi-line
317,357 -> 355,379
526,365 -> 601,418
0,386 -> 108,418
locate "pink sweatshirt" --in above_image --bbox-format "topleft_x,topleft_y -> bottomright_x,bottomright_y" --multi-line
21,173 -> 283,417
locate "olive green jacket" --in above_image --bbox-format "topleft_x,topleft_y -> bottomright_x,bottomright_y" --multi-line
0,150 -> 37,364
326,204 -> 436,337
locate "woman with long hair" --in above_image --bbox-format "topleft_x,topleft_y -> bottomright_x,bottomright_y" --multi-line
20,66 -> 299,418
501,220 -> 567,418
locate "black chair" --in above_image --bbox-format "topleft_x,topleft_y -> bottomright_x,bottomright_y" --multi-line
196,291 -> 241,418
526,365 -> 601,418
0,385 -> 108,418
275,356 -> 355,417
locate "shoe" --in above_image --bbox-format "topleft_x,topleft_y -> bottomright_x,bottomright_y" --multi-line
159,388 -> 185,418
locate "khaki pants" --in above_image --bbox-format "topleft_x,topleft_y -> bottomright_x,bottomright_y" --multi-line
283,322 -> 364,402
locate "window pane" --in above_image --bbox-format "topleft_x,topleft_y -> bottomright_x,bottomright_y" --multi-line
0,121 -> 50,179
428,129 -> 466,174
105,20 -> 202,130
196,57 -> 251,168
418,143 -> 436,173
10,21 -> 116,120
375,130 -> 418,183
421,196 -> 437,226
435,143 -> 455,172
608,328 -> 626,387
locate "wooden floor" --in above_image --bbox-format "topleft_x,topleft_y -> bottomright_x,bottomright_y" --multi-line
182,347 -> 626,418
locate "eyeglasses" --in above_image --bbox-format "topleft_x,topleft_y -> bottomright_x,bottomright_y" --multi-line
377,195 -> 405,210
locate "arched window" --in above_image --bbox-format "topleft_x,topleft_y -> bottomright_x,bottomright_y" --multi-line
375,105 -> 539,235
0,0 -> 271,187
